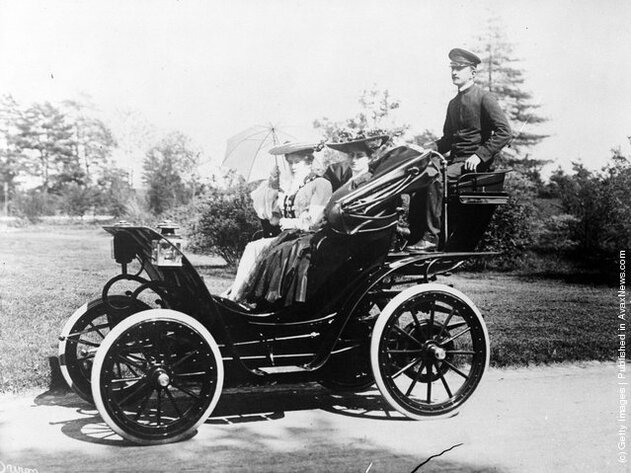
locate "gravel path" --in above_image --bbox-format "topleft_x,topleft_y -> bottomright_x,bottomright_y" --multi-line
0,362 -> 623,472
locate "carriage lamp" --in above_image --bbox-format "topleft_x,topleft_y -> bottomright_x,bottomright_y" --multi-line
152,220 -> 184,267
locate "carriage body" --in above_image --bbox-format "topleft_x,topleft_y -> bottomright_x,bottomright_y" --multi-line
58,145 -> 507,444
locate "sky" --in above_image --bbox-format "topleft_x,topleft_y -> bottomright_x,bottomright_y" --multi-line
1,0 -> 630,182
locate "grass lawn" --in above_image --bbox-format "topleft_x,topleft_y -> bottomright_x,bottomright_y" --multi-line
438,272 -> 616,366
0,225 -> 617,393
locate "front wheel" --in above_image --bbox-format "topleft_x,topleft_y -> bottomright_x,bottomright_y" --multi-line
370,284 -> 489,420
91,310 -> 223,445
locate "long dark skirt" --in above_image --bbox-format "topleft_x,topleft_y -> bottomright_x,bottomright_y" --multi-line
241,229 -> 314,305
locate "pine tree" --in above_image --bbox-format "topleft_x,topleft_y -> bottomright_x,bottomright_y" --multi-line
475,18 -> 549,169
12,102 -> 77,192
0,95 -> 23,190
62,99 -> 117,184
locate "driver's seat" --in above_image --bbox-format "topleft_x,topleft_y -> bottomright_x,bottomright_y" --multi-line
444,170 -> 511,252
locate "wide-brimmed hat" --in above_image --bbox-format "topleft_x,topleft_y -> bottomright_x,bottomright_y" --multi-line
268,141 -> 324,156
326,135 -> 390,154
448,48 -> 481,67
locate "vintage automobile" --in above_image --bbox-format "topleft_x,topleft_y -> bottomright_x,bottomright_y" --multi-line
58,144 -> 508,445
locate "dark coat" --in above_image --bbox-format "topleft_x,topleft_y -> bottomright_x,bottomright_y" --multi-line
436,84 -> 512,165
323,162 -> 353,192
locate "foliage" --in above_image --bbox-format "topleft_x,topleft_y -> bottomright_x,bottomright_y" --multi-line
10,188 -> 60,221
187,176 -> 260,266
409,129 -> 439,148
120,193 -> 156,226
0,95 -> 23,190
531,213 -> 580,253
11,101 -> 77,191
0,95 -> 129,218
475,195 -> 533,269
94,167 -> 135,217
473,18 -> 551,196
601,152 -> 631,252
547,148 -> 631,257
109,108 -> 158,188
314,87 -> 408,165
62,99 -> 117,183
474,18 -> 549,158
314,88 -> 407,140
142,131 -> 201,215
59,182 -> 98,217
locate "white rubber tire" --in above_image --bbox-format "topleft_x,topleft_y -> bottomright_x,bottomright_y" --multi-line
370,283 -> 490,420
91,309 -> 224,445
58,296 -> 142,402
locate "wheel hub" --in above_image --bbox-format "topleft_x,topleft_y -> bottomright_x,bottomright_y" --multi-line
390,322 -> 454,383
427,343 -> 447,361
152,368 -> 171,387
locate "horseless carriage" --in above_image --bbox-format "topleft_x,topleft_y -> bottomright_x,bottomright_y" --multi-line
58,145 -> 509,445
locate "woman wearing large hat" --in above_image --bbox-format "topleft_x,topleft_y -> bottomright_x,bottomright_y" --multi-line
227,141 -> 332,303
323,134 -> 390,191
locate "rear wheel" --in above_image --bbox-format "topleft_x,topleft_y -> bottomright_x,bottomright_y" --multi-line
58,296 -> 147,403
320,286 -> 398,393
320,344 -> 374,393
91,310 -> 223,445
371,284 -> 489,419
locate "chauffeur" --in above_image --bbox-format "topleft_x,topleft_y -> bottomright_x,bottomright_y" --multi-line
408,47 -> 512,250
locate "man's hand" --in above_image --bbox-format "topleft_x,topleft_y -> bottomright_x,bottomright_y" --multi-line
464,154 -> 482,171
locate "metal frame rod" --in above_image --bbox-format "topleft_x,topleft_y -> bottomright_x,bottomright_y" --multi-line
441,157 -> 449,251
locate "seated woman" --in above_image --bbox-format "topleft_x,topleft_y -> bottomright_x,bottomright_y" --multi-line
239,135 -> 396,308
227,141 -> 332,302
323,134 -> 390,191
232,135 -> 443,310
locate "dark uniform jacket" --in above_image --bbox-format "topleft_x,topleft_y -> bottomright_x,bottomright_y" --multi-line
436,84 -> 511,165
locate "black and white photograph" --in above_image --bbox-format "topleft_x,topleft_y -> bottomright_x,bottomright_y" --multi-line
0,0 -> 629,471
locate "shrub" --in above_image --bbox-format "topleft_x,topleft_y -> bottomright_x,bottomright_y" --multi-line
121,193 -> 156,226
532,213 -> 580,253
549,153 -> 631,259
59,183 -> 98,217
94,168 -> 136,218
475,195 -> 534,269
599,154 -> 631,254
187,181 -> 260,266
10,189 -> 59,222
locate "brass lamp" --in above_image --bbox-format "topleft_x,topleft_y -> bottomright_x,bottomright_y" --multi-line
152,220 -> 184,267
